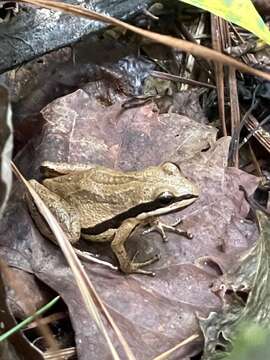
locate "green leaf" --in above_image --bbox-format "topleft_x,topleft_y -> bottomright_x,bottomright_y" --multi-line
179,0 -> 270,45
228,324 -> 270,360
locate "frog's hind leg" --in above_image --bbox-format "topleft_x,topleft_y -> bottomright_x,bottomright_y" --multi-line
26,180 -> 81,244
111,218 -> 160,276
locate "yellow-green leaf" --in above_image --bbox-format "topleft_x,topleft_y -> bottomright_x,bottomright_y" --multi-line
180,0 -> 270,45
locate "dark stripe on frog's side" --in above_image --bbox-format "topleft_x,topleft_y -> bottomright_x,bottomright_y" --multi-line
81,194 -> 197,236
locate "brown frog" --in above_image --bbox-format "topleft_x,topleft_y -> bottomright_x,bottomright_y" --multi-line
26,161 -> 198,275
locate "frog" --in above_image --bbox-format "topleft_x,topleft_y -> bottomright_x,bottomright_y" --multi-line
26,161 -> 199,275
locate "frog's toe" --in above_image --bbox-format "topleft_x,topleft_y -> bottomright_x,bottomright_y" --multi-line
121,254 -> 160,276
133,268 -> 156,276
144,218 -> 192,242
129,254 -> 160,275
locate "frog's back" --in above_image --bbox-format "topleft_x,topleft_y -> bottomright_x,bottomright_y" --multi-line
42,162 -> 195,232
43,167 -> 147,230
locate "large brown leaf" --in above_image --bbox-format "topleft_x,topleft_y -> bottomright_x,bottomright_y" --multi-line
0,89 -> 259,359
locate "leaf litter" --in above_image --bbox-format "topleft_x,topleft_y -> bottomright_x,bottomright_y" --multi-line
200,211 -> 270,359
0,84 -> 260,359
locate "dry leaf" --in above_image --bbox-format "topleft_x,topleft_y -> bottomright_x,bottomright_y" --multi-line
0,89 -> 260,359
0,85 -> 13,217
200,211 -> 270,359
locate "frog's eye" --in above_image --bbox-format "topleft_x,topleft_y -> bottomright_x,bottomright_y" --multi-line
158,191 -> 175,205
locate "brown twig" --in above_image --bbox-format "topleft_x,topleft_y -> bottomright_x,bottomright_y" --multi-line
211,15 -> 226,136
18,0 -> 270,82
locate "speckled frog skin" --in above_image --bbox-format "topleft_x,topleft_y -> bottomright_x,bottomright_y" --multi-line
26,161 -> 198,275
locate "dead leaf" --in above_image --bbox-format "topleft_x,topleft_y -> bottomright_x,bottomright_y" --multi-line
0,85 -> 13,217
0,261 -> 44,360
200,211 -> 270,359
0,89 -> 260,359
5,267 -> 53,320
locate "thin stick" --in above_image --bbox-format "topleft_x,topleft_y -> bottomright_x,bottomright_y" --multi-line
153,333 -> 200,360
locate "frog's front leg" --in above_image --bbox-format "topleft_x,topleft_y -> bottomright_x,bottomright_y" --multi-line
111,218 -> 160,276
143,217 -> 192,242
26,180 -> 81,244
